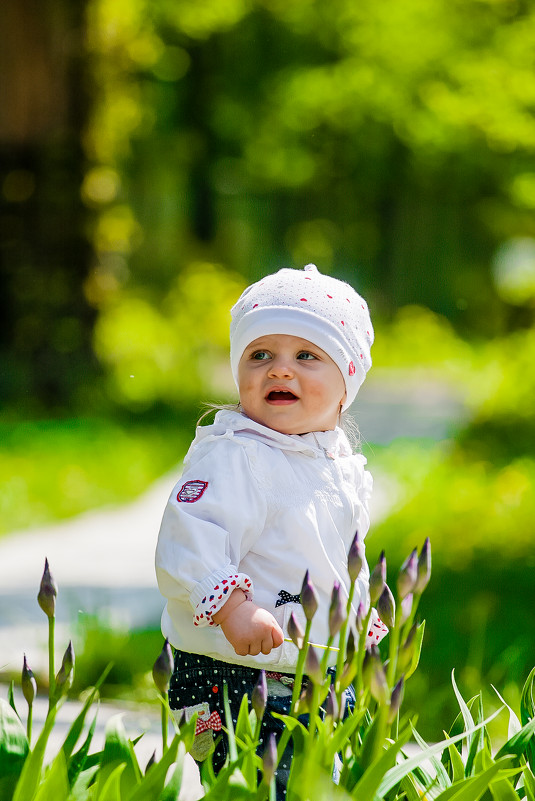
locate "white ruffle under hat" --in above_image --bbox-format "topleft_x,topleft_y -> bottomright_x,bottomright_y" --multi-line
230,264 -> 374,411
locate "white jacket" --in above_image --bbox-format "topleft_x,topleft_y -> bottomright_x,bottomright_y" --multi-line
155,410 -> 375,671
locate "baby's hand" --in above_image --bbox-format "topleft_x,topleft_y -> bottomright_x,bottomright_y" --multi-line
212,589 -> 284,656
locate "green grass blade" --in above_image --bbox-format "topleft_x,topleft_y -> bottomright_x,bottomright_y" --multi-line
159,741 -> 187,801
7,683 -> 20,721
67,709 -> 99,787
33,749 -> 70,801
127,733 -> 180,801
352,728 -> 412,800
495,715 -> 535,764
93,714 -> 141,800
410,722 -> 451,790
489,776 -> 524,801
432,757 -> 513,801
376,705 -> 503,797
95,763 -> 126,801
12,700 -> 60,801
61,690 -> 100,761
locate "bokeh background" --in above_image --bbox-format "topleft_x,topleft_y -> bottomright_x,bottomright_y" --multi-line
1,0 -> 535,737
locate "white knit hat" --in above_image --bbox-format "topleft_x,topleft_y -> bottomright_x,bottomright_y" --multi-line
230,264 -> 374,410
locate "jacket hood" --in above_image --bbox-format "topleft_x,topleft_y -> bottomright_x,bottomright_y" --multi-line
189,409 -> 353,459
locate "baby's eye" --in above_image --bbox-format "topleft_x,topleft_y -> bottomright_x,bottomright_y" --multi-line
251,350 -> 271,360
297,351 -> 316,360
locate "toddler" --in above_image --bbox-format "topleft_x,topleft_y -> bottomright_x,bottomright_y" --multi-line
155,264 -> 387,797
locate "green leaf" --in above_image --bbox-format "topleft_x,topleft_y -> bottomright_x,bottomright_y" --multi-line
95,763 -> 126,801
376,705 -> 504,797
447,740 -> 467,784
0,698 -> 29,801
67,710 -> 99,787
159,741 -> 187,801
128,732 -> 180,801
410,722 -> 451,790
495,716 -> 535,765
405,621 -> 426,680
523,766 -> 535,801
93,714 -> 140,800
67,766 -> 99,801
432,757 -> 514,801
489,776 -> 524,801
62,690 -> 100,762
520,667 -> 535,773
12,701 -> 60,801
33,750 -> 70,801
352,727 -> 412,800
7,684 -> 20,722
521,667 -> 535,727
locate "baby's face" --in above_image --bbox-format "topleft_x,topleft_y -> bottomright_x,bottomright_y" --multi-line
237,334 -> 346,435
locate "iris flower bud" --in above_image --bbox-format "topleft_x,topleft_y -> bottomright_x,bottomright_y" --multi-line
252,670 -> 267,720
329,581 -> 346,638
262,733 -> 277,785
304,644 -> 324,685
55,641 -> 75,697
414,537 -> 432,594
401,593 -> 413,625
288,612 -> 304,649
347,531 -> 365,583
376,584 -> 396,629
301,570 -> 319,621
325,685 -> 339,720
365,646 -> 390,706
37,558 -> 57,619
345,628 -> 356,667
152,639 -> 174,695
22,654 -> 37,706
397,549 -> 418,601
369,551 -> 386,606
388,676 -> 405,724
398,622 -> 417,675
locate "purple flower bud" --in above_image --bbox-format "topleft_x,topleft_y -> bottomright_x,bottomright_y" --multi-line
152,639 -> 174,694
252,670 -> 267,720
325,685 -> 339,720
347,531 -> 365,582
398,622 -> 417,674
369,551 -> 386,606
401,593 -> 413,625
397,549 -> 418,600
414,538 -> 431,594
55,641 -> 75,697
329,581 -> 346,638
37,558 -> 57,619
304,644 -> 324,685
376,584 -> 396,629
388,676 -> 405,724
287,612 -> 305,649
366,646 -> 390,706
262,733 -> 277,785
22,654 -> 36,706
345,627 -> 356,667
301,570 -> 319,621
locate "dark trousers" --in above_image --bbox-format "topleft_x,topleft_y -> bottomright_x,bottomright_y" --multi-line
168,650 -> 355,800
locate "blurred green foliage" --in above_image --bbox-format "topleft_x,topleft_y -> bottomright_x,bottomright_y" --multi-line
0,415 -> 193,535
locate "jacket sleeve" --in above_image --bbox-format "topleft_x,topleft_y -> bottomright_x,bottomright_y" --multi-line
155,438 -> 267,627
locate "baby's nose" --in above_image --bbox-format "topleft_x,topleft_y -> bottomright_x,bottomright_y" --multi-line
268,356 -> 294,377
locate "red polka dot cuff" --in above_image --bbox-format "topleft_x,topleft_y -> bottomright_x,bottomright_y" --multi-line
193,573 -> 253,627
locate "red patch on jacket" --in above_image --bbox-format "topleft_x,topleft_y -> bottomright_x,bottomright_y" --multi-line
177,480 -> 208,503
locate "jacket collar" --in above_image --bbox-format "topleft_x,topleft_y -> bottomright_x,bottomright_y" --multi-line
193,410 -> 352,458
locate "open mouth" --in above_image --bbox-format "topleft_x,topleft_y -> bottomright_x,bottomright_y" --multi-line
266,390 -> 298,402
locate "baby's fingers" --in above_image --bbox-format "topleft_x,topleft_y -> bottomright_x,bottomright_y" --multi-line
271,623 -> 284,649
